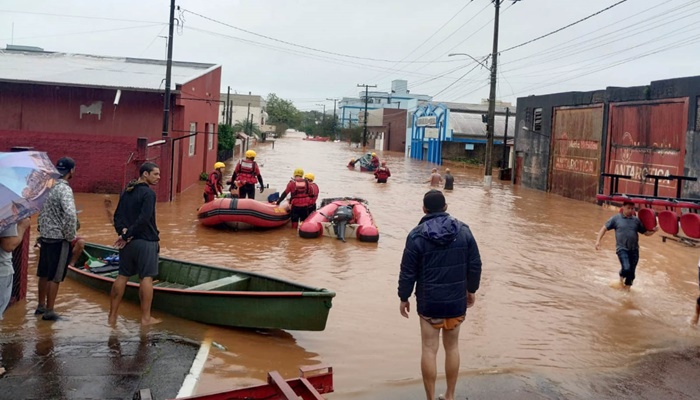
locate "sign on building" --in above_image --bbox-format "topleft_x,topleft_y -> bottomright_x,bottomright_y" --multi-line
424,127 -> 439,139
416,116 -> 437,127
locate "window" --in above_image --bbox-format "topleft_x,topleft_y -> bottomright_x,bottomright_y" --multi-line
189,122 -> 197,156
532,108 -> 542,132
207,123 -> 214,150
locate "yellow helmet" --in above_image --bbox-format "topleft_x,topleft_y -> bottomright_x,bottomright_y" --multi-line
304,173 -> 315,182
214,162 -> 225,170
371,152 -> 376,157
293,168 -> 304,177
245,150 -> 256,158
350,158 -> 355,162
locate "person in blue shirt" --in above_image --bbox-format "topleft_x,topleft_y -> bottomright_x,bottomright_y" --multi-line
595,201 -> 658,290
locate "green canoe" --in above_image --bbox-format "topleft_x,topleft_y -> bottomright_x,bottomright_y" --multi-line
68,242 -> 335,331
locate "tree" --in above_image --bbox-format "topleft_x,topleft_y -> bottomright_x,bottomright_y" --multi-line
266,93 -> 302,130
218,123 -> 234,152
232,120 -> 262,138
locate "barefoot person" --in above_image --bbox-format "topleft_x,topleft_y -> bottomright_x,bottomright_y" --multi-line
595,200 -> 658,290
110,162 -> 161,326
398,190 -> 482,400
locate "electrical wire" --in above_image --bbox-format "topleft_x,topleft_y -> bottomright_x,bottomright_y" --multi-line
183,8 -> 465,64
500,0 -> 630,53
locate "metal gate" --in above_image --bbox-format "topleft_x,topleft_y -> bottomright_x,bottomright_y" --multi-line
549,105 -> 604,202
606,99 -> 688,198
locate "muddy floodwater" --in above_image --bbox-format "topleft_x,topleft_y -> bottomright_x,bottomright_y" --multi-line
2,134 -> 699,398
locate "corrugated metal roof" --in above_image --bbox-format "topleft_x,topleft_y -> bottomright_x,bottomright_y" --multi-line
448,112 -> 515,138
0,49 -> 218,91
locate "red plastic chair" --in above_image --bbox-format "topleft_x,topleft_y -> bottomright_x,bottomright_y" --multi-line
680,213 -> 700,239
658,210 -> 680,235
637,208 -> 657,231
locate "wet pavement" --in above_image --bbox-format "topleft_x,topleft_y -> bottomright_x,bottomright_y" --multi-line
0,332 -> 198,400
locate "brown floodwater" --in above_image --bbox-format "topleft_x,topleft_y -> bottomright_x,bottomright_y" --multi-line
2,134 -> 700,398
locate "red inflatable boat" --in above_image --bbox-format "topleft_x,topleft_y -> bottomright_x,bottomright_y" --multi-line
298,197 -> 379,242
198,198 -> 290,229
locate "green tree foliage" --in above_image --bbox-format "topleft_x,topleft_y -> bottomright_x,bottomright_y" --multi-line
266,93 -> 302,130
340,127 -> 363,143
299,111 -> 338,137
218,123 -> 234,152
232,120 -> 262,138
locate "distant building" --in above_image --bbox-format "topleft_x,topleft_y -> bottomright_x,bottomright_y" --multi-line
514,75 -> 700,202
408,101 -> 515,166
218,92 -> 274,132
0,46 -> 221,201
339,79 -> 432,128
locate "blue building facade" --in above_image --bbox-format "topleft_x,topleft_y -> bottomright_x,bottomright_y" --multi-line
410,103 -> 450,165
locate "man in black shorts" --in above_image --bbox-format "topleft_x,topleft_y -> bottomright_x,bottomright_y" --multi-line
109,162 -> 161,326
36,157 -> 78,321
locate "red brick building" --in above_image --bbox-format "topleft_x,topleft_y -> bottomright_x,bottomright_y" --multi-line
0,47 -> 222,201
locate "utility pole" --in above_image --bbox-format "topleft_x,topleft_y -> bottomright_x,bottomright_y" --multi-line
357,84 -> 377,148
327,98 -> 339,140
483,0 -> 503,187
503,107 -> 510,168
225,86 -> 231,125
316,103 -> 326,125
161,0 -> 176,137
246,102 -> 251,136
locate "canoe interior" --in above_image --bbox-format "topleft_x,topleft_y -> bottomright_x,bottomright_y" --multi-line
77,243 -> 323,293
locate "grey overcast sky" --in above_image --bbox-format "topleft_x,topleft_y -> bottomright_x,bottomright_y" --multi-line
1,0 -> 698,111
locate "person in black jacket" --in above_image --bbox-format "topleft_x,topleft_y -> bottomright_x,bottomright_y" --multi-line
398,189 -> 482,400
110,162 -> 161,326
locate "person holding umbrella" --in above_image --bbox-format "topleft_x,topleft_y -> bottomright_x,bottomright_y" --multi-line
0,151 -> 62,319
36,157 -> 78,321
0,217 -> 30,319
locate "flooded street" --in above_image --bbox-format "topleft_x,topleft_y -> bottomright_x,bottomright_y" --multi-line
2,135 -> 700,398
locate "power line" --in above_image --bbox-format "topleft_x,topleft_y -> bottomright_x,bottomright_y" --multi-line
432,62 -> 483,97
500,0 -> 629,53
183,8 -> 464,64
367,0 -> 475,83
0,23 -> 164,42
0,9 -> 162,24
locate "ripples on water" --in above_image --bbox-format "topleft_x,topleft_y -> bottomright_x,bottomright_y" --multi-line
2,137 -> 699,397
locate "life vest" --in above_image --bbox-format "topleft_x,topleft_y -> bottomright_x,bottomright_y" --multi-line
205,171 -> 222,194
236,160 -> 258,185
290,177 -> 314,207
370,157 -> 380,168
375,167 -> 390,180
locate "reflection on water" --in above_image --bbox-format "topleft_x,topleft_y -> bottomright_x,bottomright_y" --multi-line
1,136 -> 699,397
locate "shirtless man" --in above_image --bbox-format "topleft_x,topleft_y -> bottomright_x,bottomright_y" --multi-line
427,168 -> 442,187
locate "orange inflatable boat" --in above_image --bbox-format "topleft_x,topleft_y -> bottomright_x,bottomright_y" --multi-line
198,198 -> 290,229
298,197 -> 379,242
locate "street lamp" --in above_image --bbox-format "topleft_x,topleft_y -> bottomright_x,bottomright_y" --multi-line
448,53 -> 490,70
448,52 -> 495,186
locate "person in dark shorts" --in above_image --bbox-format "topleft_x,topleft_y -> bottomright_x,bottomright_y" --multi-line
595,200 -> 658,290
398,190 -> 482,400
36,157 -> 78,321
110,162 -> 161,326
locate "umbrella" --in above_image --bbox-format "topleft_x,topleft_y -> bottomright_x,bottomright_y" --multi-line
0,151 -> 61,232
